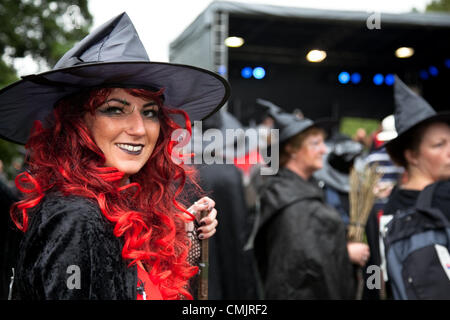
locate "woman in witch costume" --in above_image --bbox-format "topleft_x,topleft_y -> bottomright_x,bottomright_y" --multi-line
0,13 -> 230,300
366,76 -> 450,299
252,99 -> 367,300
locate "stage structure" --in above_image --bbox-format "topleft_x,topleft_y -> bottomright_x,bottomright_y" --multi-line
169,1 -> 450,126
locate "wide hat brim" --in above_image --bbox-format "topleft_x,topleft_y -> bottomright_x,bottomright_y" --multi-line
278,119 -> 315,144
0,61 -> 230,145
315,152 -> 351,193
382,111 -> 450,149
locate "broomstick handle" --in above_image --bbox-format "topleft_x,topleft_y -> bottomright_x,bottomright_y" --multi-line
198,210 -> 209,300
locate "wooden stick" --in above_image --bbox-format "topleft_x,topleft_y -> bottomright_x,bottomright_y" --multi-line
197,209 -> 209,300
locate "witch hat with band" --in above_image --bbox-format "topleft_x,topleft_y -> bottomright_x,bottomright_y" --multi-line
314,138 -> 363,193
384,75 -> 450,148
256,98 -> 314,144
0,12 -> 231,145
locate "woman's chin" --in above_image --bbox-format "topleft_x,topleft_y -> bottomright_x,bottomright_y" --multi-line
114,163 -> 145,177
314,162 -> 324,171
121,168 -> 142,176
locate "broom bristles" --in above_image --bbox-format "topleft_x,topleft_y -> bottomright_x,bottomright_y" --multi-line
348,164 -> 382,242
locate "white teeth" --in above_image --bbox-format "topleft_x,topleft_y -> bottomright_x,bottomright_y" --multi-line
117,144 -> 143,152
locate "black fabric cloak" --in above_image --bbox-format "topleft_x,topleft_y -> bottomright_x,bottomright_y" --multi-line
0,179 -> 22,299
12,192 -> 137,300
190,162 -> 259,299
254,167 -> 355,299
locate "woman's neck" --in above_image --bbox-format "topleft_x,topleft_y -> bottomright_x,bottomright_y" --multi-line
285,162 -> 311,181
120,175 -> 131,187
401,170 -> 434,191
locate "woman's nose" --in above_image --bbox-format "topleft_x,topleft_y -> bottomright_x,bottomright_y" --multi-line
320,142 -> 328,154
124,109 -> 146,136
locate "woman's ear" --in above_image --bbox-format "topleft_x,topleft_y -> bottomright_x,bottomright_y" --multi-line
284,143 -> 296,160
404,149 -> 419,167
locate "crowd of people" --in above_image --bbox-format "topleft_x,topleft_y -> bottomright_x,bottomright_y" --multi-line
0,12 -> 449,300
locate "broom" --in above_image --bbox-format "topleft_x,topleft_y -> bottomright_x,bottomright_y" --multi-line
348,163 -> 382,299
197,209 -> 209,300
348,164 -> 382,242
186,203 -> 209,300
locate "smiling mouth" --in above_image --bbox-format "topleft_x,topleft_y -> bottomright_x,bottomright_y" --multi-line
116,143 -> 144,155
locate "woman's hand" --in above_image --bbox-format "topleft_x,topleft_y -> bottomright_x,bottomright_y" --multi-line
347,242 -> 370,267
186,196 -> 218,240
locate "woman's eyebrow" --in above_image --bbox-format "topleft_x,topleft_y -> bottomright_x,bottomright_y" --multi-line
105,98 -> 130,105
105,98 -> 157,108
143,101 -> 158,107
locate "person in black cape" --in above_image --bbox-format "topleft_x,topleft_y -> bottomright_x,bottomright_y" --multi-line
364,76 -> 450,299
253,99 -> 358,299
0,12 -> 229,300
185,110 -> 259,299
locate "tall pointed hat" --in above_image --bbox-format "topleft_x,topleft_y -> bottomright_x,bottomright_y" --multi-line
385,75 -> 450,147
0,12 -> 230,145
256,98 -> 314,144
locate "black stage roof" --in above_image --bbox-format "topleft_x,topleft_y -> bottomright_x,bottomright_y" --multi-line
170,1 -> 450,124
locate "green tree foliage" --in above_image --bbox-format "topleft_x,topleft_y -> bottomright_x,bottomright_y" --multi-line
0,0 -> 92,179
0,0 -> 92,87
426,0 -> 450,12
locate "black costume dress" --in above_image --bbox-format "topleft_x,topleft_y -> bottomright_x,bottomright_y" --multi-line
254,167 -> 355,299
192,162 -> 259,300
0,179 -> 22,299
12,192 -> 138,300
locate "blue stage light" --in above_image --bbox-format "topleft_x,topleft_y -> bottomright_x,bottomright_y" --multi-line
445,59 -> 450,69
253,67 -> 266,79
351,72 -> 361,84
385,74 -> 395,86
241,67 -> 253,79
218,65 -> 227,76
429,66 -> 438,77
338,72 -> 350,84
373,74 -> 384,86
419,70 -> 429,80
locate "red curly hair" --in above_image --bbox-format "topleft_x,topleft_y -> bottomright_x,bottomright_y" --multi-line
10,87 -> 202,300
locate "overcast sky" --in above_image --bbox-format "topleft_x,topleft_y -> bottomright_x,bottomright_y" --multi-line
88,0 -> 432,62
12,0 -> 432,75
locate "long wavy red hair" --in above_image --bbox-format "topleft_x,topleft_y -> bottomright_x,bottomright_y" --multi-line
10,87 -> 202,300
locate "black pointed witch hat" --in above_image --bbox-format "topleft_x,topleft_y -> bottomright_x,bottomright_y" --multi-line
384,75 -> 450,147
0,12 -> 230,145
256,98 -> 314,144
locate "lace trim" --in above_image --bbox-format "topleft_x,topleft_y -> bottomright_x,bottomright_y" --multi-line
187,219 -> 201,266
181,220 -> 201,299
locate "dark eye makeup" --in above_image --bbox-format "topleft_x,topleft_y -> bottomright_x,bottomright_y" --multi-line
97,100 -> 160,119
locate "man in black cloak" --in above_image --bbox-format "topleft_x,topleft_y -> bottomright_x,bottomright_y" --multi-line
186,110 -> 259,299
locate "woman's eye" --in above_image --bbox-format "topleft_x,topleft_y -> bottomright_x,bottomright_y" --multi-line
99,106 -> 125,115
143,109 -> 159,118
433,141 -> 445,148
